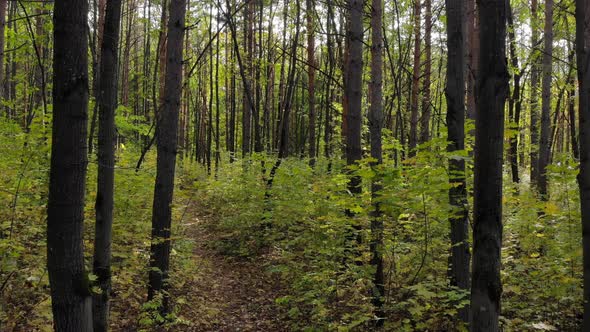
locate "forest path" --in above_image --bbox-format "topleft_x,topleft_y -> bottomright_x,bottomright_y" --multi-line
174,202 -> 287,332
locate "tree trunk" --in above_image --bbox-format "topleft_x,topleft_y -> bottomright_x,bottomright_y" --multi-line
409,0 -> 421,155
470,0 -> 508,329
92,0 -> 122,330
307,0 -> 316,167
507,0 -> 521,184
0,0 -> 7,113
530,0 -> 541,186
147,0 -> 186,315
420,0 -> 432,143
369,0 -> 384,321
346,0 -> 363,182
48,0 -> 93,328
538,0 -> 553,199
445,0 -> 470,323
575,1 -> 590,328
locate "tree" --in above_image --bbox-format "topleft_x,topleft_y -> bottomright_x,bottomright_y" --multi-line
409,0 -> 421,155
93,0 -> 123,330
507,0 -> 522,184
575,0 -> 590,327
420,0 -> 432,143
530,0 -> 541,187
307,0 -> 317,167
538,0 -> 553,199
445,0 -> 470,323
346,0 -> 363,186
369,0 -> 384,321
470,0 -> 508,329
47,0 -> 93,328
147,0 -> 187,314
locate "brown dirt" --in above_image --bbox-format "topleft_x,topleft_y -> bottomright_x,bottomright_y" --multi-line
173,206 -> 288,332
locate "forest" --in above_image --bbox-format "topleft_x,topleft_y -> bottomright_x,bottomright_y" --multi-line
0,0 -> 589,330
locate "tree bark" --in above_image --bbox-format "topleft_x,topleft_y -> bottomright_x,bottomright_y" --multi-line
409,0 -> 421,155
538,0 -> 553,199
346,0 -> 363,185
575,0 -> 590,327
369,0 -> 384,322
507,0 -> 521,184
48,0 -> 93,328
92,0 -> 122,330
530,0 -> 541,186
307,0 -> 316,167
147,0 -> 186,315
420,0 -> 432,143
445,0 -> 470,323
470,0 -> 508,329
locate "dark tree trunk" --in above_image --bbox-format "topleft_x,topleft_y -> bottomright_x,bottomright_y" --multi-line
575,0 -> 590,327
92,0 -> 122,330
47,0 -> 93,329
568,49 -> 579,160
307,0 -> 316,167
507,0 -> 521,184
0,0 -> 7,112
346,0 -> 363,176
409,0 -> 421,155
470,0 -> 508,329
147,0 -> 186,315
466,0 -> 478,121
530,0 -> 541,187
420,0 -> 432,143
445,0 -> 470,323
538,0 -> 553,199
369,0 -> 384,321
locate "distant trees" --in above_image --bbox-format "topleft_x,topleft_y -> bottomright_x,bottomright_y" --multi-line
47,0 -> 92,329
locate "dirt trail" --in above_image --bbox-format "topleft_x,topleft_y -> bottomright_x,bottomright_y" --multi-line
176,206 -> 287,332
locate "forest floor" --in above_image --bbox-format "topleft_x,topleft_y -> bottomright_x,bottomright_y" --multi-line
170,202 -> 287,332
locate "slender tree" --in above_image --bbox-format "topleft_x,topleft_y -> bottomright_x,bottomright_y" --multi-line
147,0 -> 187,314
530,0 -> 541,186
575,0 -> 590,327
307,0 -> 317,167
420,0 -> 432,143
93,0 -> 123,330
409,0 -> 421,155
445,0 -> 470,323
507,0 -> 521,184
47,0 -> 93,328
538,0 -> 553,199
369,0 -> 384,322
470,0 -> 508,329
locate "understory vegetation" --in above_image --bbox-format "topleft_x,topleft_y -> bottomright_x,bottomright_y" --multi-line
0,122 -> 581,330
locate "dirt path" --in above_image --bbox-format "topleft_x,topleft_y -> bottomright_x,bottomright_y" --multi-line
175,206 -> 287,332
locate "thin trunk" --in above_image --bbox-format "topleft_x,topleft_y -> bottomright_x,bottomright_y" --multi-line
307,0 -> 316,167
538,0 -> 553,199
420,0 -> 432,143
507,0 -> 521,183
93,0 -> 122,330
409,0 -> 421,155
530,0 -> 541,186
369,0 -> 384,321
446,0 -> 470,323
575,0 -> 590,327
147,0 -> 187,314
